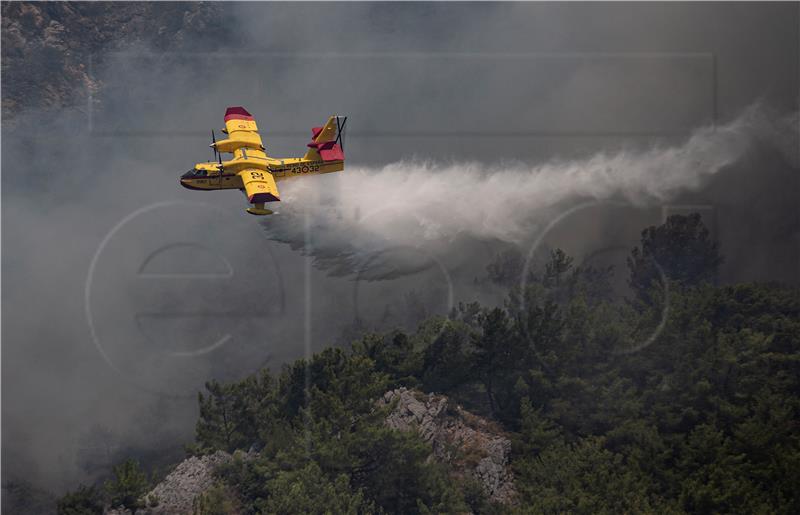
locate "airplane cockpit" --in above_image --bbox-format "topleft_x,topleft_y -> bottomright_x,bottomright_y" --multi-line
181,168 -> 212,178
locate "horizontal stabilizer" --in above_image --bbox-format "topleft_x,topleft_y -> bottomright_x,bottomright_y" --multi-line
317,141 -> 344,162
303,115 -> 346,161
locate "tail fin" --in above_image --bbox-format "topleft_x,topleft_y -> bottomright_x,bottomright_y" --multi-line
304,115 -> 346,162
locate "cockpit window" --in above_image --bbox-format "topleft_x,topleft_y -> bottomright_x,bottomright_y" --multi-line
181,168 -> 208,178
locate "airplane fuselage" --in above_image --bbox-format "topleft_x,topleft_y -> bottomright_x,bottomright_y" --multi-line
179,158 -> 344,191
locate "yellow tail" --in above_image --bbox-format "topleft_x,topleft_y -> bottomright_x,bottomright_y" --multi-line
303,116 -> 346,161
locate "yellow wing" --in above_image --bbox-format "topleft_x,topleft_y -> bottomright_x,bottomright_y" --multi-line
239,169 -> 279,203
215,107 -> 264,153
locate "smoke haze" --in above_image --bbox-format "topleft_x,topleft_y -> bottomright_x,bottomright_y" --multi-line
2,2 -> 798,502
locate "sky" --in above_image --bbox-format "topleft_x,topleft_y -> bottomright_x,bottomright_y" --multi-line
2,2 -> 798,495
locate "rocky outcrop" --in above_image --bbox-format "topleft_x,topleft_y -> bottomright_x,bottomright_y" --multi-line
1,3 -> 229,119
379,388 -> 517,505
106,389 -> 516,513
143,451 -> 232,514
106,451 -> 233,515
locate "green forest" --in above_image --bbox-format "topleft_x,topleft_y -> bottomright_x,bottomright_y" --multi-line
59,214 -> 800,514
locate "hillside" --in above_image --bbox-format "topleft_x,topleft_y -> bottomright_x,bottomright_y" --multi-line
56,214 -> 800,514
105,390 -> 515,514
1,2 -> 227,120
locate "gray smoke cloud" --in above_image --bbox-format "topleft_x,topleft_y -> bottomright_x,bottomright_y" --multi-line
2,1 -> 798,504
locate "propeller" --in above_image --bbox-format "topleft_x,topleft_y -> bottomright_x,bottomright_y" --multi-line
211,129 -> 223,189
217,141 -> 224,189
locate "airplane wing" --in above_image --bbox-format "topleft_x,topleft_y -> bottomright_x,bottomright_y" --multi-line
239,168 -> 280,203
216,107 -> 264,152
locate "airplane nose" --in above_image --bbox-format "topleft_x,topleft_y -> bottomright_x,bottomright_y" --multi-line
180,178 -> 204,191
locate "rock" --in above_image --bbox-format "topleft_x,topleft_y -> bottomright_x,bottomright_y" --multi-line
106,448 -> 260,515
114,451 -> 232,515
379,388 -> 517,505
108,390 -> 516,512
1,3 -> 230,120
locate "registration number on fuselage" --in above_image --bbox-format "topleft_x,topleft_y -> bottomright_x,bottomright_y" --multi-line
273,163 -> 321,175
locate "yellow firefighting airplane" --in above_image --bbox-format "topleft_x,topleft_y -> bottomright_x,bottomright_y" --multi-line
180,107 -> 346,215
